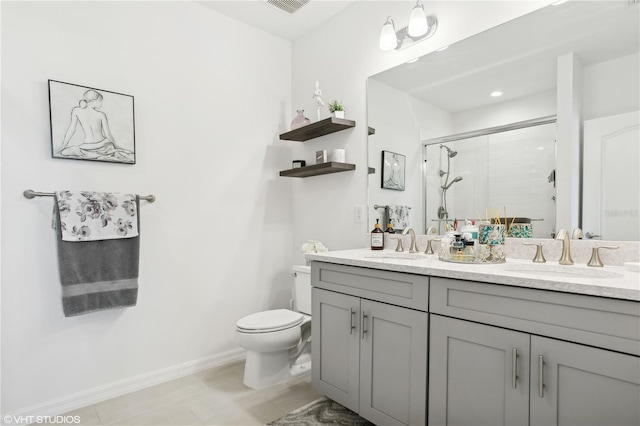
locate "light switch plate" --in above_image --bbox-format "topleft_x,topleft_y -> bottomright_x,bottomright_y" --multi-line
354,205 -> 364,223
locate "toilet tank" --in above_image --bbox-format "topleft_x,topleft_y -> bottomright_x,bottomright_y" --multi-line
292,265 -> 312,315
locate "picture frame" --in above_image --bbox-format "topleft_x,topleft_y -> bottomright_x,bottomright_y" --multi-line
48,80 -> 136,164
381,150 -> 405,191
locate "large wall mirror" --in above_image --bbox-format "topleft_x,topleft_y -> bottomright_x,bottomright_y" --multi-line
367,1 -> 639,240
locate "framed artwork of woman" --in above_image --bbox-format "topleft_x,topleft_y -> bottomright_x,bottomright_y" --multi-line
48,80 -> 135,164
382,150 -> 405,191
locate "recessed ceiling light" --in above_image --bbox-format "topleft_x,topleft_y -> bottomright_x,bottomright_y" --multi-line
551,0 -> 569,5
490,91 -> 503,97
436,45 -> 449,51
406,57 -> 419,64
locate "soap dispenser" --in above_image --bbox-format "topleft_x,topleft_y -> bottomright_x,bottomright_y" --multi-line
385,222 -> 395,234
371,219 -> 384,250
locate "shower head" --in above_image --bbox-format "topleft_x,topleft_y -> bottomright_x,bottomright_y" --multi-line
440,144 -> 457,158
441,175 -> 463,190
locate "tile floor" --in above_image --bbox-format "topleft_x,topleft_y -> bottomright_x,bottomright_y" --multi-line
59,361 -> 322,425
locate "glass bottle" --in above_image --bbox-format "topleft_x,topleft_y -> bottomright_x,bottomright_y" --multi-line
371,219 -> 384,250
290,110 -> 311,130
464,240 -> 476,259
385,222 -> 395,234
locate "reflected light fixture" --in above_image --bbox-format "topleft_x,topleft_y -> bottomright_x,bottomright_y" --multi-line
379,0 -> 438,51
490,91 -> 504,97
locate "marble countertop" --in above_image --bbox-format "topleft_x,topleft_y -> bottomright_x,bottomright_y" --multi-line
306,249 -> 640,301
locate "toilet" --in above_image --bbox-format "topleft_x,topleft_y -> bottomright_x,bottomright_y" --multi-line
235,265 -> 312,389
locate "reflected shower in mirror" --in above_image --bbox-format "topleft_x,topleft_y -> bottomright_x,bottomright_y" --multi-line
424,118 -> 556,238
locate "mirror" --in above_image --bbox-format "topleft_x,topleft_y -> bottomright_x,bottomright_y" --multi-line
367,1 -> 639,240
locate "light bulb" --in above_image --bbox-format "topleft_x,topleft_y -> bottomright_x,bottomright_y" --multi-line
379,17 -> 398,51
408,2 -> 428,37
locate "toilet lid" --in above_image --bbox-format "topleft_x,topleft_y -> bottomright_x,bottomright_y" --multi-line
236,309 -> 303,333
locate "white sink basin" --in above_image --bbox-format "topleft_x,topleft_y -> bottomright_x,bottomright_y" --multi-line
364,253 -> 424,260
503,263 -> 622,279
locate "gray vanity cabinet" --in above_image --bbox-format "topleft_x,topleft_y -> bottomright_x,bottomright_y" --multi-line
359,298 -> 428,426
430,315 -> 640,426
311,262 -> 429,426
430,277 -> 640,426
311,287 -> 360,412
429,315 -> 530,426
530,336 -> 640,426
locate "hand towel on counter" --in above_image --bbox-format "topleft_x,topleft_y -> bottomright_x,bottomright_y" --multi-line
53,191 -> 140,317
385,205 -> 410,231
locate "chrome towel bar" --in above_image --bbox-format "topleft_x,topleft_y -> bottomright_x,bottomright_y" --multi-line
374,204 -> 411,210
23,189 -> 156,203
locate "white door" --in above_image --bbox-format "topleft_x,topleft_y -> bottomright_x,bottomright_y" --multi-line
583,111 -> 640,240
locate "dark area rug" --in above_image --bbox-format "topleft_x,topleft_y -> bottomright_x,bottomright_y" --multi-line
267,397 -> 374,425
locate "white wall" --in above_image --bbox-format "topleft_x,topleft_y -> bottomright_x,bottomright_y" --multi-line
453,90 -> 556,133
1,1 -> 292,415
289,1 -> 552,263
582,52 -> 640,121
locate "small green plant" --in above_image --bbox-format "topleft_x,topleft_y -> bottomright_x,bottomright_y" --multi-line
328,100 -> 344,112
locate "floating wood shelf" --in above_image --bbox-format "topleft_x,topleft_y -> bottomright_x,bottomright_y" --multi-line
279,162 -> 356,178
280,117 -> 356,141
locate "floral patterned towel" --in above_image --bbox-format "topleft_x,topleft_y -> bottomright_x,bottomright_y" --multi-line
55,191 -> 139,242
386,205 -> 410,231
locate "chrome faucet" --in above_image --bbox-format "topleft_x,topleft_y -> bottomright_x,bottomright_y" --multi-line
555,229 -> 574,265
401,227 -> 419,253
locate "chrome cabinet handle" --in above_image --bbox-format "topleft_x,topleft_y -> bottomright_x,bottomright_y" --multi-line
349,308 -> 356,334
362,311 -> 368,339
538,355 -> 545,398
512,348 -> 519,388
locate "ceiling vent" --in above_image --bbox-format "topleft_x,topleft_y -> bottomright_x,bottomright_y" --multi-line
266,0 -> 310,15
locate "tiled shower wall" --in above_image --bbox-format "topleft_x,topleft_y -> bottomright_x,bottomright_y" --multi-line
425,122 -> 556,238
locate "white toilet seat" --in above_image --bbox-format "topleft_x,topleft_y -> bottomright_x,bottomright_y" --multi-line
236,309 -> 303,334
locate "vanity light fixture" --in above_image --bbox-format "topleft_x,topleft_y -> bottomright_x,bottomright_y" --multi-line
379,0 -> 438,51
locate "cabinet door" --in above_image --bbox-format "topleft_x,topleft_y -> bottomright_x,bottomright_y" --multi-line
429,315 -> 530,426
359,299 -> 428,426
530,336 -> 640,426
311,287 -> 360,412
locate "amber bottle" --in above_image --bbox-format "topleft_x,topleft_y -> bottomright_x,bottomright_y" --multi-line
371,219 -> 384,250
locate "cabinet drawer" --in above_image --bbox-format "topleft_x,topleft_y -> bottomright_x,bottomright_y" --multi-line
311,262 -> 429,311
430,277 -> 640,356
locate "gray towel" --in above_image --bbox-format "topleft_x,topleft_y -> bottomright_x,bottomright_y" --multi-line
54,196 -> 140,317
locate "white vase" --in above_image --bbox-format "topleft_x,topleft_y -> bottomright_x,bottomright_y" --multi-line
332,111 -> 345,119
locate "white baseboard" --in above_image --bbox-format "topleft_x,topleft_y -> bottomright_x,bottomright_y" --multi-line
2,348 -> 246,425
